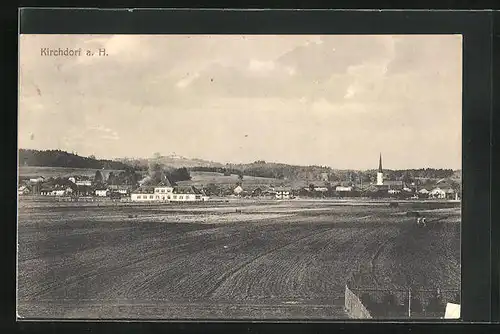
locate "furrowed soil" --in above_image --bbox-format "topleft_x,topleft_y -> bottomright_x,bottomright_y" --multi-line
17,199 -> 460,320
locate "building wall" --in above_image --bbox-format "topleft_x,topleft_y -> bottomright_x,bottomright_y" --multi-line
376,172 -> 383,186
154,187 -> 173,194
76,181 -> 92,186
131,193 -> 157,201
42,190 -> 66,196
170,194 -> 202,201
275,191 -> 290,199
131,193 -> 203,202
429,190 -> 446,199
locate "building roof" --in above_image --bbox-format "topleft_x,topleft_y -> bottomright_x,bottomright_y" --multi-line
174,186 -> 203,194
108,184 -> 134,190
274,187 -> 291,192
156,179 -> 173,187
41,187 -> 65,192
131,186 -> 155,194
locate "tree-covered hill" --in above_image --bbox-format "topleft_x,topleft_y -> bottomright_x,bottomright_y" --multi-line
18,149 -> 133,171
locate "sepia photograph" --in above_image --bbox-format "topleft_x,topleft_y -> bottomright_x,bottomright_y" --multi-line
17,34 -> 462,320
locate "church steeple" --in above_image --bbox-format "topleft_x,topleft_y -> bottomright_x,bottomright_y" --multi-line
376,153 -> 384,186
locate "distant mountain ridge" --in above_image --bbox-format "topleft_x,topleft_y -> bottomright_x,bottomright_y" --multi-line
116,154 -> 224,170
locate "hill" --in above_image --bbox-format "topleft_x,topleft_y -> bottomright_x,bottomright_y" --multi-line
18,149 -> 133,171
116,154 -> 223,170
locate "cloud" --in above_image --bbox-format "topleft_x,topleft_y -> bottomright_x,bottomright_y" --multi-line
248,59 -> 276,72
176,72 -> 200,88
88,125 -> 120,141
18,34 -> 462,169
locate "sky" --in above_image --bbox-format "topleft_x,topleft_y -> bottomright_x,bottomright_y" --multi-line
18,34 -> 462,170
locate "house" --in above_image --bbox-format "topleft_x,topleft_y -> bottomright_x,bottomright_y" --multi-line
418,188 -> 430,195
314,187 -> 329,192
171,186 -> 205,202
155,179 -> 174,194
29,176 -> 45,183
40,187 -> 67,196
95,189 -> 110,197
428,187 -> 456,199
275,187 -> 291,199
131,185 -> 206,202
130,187 -> 157,201
18,185 -> 30,195
108,185 -> 133,195
69,176 -> 93,186
335,186 -> 353,192
76,179 -> 92,186
388,189 -> 401,194
150,181 -> 175,201
233,185 -> 244,195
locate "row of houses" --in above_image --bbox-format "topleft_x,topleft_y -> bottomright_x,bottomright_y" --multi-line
228,181 -> 460,200
19,176 -> 211,203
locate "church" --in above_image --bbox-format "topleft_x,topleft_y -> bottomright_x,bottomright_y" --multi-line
374,153 -> 404,191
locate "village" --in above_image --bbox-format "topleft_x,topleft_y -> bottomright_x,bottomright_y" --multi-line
17,155 -> 460,203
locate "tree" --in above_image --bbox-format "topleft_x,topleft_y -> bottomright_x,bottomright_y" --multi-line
167,167 -> 191,183
238,173 -> 244,181
94,170 -> 104,185
107,172 -> 115,185
204,183 -> 220,196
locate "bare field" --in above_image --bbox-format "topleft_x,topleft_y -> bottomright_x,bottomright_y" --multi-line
17,198 -> 460,319
176,171 -> 280,187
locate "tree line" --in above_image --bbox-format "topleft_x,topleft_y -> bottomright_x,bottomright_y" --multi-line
190,164 -> 457,182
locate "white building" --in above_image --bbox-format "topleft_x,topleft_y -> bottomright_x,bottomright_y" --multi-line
40,188 -> 71,196
29,176 -> 45,183
429,187 -> 456,199
233,185 -> 243,195
95,189 -> 109,197
275,187 -> 291,199
18,185 -> 30,195
171,186 -> 204,202
69,176 -> 92,186
130,184 -> 206,202
335,186 -> 353,192
131,187 -> 157,201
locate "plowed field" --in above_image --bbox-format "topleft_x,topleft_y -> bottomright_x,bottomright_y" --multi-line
17,199 -> 460,319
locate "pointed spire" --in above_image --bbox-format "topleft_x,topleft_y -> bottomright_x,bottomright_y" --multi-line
378,153 -> 383,172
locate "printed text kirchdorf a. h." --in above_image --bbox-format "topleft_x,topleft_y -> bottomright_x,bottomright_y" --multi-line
40,47 -> 108,57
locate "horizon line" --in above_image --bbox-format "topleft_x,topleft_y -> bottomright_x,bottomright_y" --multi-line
18,147 -> 462,171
